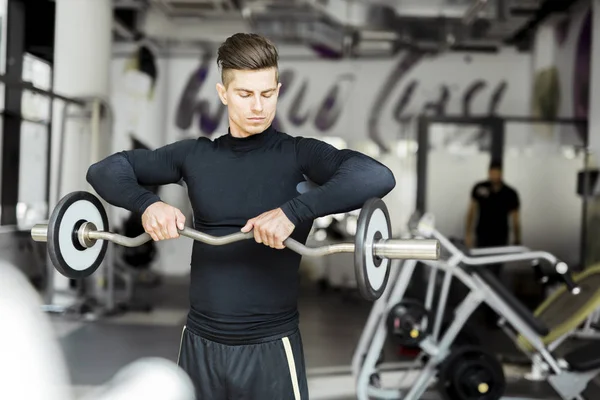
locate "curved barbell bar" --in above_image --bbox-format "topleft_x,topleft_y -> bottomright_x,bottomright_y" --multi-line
30,222 -> 441,261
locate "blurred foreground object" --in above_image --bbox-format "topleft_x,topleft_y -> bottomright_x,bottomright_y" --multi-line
0,261 -> 195,400
0,261 -> 72,400
82,358 -> 196,400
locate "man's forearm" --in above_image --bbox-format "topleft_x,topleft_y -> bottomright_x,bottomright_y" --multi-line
280,155 -> 396,225
86,153 -> 161,214
465,212 -> 474,235
513,220 -> 521,244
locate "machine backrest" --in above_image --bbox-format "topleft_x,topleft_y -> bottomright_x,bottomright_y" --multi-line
468,267 -> 550,337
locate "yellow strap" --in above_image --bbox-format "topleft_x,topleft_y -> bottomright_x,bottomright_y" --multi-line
176,325 -> 187,365
282,337 -> 301,400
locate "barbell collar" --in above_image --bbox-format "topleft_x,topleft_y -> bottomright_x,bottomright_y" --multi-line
79,222 -> 98,248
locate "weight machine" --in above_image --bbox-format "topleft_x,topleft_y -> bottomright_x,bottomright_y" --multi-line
353,212 -> 600,400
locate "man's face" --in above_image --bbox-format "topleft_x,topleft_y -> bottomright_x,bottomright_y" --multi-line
488,167 -> 502,185
216,67 -> 280,137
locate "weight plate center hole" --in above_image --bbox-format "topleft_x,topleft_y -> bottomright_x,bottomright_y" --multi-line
372,231 -> 383,267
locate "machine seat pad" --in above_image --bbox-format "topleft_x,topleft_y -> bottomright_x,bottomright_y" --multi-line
468,268 -> 550,337
564,341 -> 600,372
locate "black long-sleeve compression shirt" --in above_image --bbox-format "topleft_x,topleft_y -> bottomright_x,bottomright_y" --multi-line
87,125 -> 395,344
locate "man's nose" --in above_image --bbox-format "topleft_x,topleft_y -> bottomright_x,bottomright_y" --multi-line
251,95 -> 263,112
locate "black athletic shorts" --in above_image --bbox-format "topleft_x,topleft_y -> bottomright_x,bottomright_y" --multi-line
177,326 -> 309,400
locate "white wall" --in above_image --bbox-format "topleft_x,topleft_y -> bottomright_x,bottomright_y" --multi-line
524,0 -> 592,267
110,56 -> 170,154
109,45 -> 533,275
505,153 -> 583,266
426,150 -> 491,241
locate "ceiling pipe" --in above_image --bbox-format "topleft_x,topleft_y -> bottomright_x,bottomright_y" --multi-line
462,0 -> 489,25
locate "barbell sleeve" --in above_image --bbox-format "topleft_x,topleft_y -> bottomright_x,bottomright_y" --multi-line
31,223 -> 440,261
31,224 -> 48,243
374,239 -> 440,260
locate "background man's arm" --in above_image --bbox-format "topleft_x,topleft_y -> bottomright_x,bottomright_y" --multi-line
465,199 -> 477,247
511,209 -> 521,245
510,190 -> 522,245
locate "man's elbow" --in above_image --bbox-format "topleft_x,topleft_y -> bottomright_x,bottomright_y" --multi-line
85,162 -> 101,187
374,165 -> 396,198
85,153 -> 126,188
86,158 -> 109,186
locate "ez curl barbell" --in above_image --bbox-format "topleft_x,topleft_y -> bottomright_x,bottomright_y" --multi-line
30,191 -> 440,301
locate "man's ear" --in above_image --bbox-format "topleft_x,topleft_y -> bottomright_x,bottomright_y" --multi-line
276,82 -> 282,96
216,83 -> 227,105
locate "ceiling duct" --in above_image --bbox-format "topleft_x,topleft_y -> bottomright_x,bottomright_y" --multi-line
244,1 -> 350,56
134,0 -> 562,55
341,0 -> 498,20
151,0 -> 241,18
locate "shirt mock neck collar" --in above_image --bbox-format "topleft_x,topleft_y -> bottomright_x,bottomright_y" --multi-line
222,125 -> 276,151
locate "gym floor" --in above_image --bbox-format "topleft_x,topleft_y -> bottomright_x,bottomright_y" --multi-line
49,273 -> 600,400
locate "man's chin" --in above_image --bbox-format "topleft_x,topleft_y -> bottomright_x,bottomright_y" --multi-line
244,122 -> 269,133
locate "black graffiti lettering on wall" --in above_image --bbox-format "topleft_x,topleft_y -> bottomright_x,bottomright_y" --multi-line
196,100 -> 227,135
423,85 -> 450,115
392,80 -> 418,123
314,73 -> 356,132
461,80 -> 508,149
391,79 -> 508,122
393,81 -> 450,122
287,79 -> 311,127
174,54 -> 226,137
461,80 -> 508,117
272,69 -> 294,131
462,80 -> 486,116
175,54 -> 213,132
488,81 -> 507,115
173,52 -> 511,140
369,51 -> 427,153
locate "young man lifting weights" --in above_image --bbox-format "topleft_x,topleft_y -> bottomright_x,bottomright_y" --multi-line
86,33 -> 396,399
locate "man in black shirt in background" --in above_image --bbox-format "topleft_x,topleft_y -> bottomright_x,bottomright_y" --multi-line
465,161 -> 521,326
466,161 -> 521,254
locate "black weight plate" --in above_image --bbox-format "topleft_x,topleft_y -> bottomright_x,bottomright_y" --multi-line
355,198 -> 392,301
386,299 -> 432,347
438,346 -> 506,400
47,191 -> 109,279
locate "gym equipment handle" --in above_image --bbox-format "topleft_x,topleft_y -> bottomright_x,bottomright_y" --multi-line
533,261 -> 580,295
31,223 -> 441,261
555,262 -> 580,295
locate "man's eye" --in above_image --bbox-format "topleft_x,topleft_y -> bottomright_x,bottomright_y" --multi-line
240,93 -> 251,98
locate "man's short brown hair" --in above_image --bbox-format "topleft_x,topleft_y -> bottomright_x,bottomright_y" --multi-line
217,33 -> 279,87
